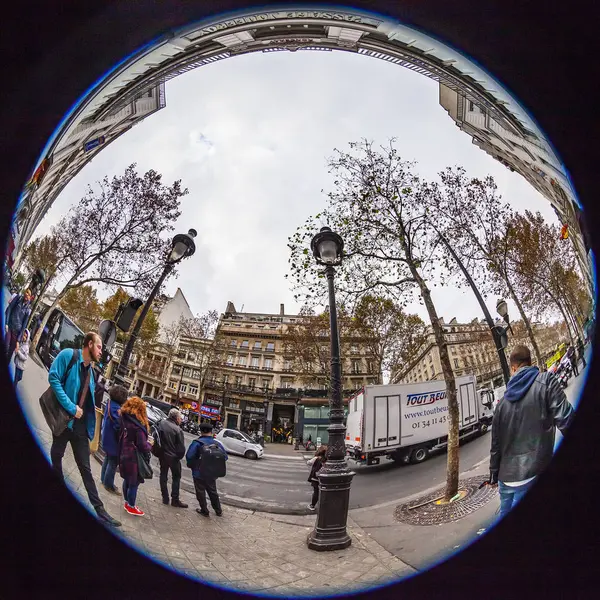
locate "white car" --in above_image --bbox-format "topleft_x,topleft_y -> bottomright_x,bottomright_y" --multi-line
215,429 -> 264,460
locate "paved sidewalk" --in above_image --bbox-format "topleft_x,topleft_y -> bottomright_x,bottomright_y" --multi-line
32,424 -> 416,597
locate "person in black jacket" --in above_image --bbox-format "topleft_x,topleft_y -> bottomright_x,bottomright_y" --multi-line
486,345 -> 574,518
157,408 -> 188,508
576,337 -> 587,370
307,446 -> 327,511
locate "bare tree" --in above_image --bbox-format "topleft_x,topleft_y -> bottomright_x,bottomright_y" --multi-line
352,294 -> 428,383
31,164 -> 187,351
288,139 -> 462,501
425,168 -> 544,367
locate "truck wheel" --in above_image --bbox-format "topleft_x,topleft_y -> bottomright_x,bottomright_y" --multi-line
479,422 -> 489,434
410,447 -> 429,464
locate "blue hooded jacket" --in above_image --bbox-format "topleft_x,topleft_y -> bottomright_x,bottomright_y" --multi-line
504,366 -> 540,403
100,394 -> 124,457
48,348 -> 97,440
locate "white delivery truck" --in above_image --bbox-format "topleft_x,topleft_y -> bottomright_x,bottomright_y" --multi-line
345,375 -> 494,466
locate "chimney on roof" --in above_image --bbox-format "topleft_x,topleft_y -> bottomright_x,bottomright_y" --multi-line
225,301 -> 236,314
280,303 -> 285,316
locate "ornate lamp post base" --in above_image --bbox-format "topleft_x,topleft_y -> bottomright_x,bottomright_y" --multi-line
307,466 -> 355,551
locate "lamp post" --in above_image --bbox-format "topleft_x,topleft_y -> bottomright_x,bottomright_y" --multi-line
114,229 -> 197,388
307,226 -> 355,552
432,226 -> 512,385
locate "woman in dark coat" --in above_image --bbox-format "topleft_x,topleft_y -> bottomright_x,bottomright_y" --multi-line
118,396 -> 153,516
307,445 -> 327,511
100,385 -> 128,495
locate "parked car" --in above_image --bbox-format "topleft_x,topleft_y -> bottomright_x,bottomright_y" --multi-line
215,428 -> 264,460
145,403 -> 167,428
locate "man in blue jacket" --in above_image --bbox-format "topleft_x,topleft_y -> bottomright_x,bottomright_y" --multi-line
186,423 -> 227,517
49,332 -> 121,527
4,287 -> 33,362
487,344 -> 574,518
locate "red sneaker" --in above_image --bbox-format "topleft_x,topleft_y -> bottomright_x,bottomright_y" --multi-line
124,503 -> 144,516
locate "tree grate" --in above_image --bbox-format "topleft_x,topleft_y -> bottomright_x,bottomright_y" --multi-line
394,475 -> 498,526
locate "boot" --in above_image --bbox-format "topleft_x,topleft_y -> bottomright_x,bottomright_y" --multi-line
171,499 -> 188,508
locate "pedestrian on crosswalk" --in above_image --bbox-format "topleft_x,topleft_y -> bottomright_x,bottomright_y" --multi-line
307,446 -> 327,511
186,422 -> 228,518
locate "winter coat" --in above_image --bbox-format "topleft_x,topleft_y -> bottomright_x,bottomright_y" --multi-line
5,294 -> 32,339
48,348 -> 96,440
157,417 -> 186,460
118,413 -> 152,486
101,394 -> 125,457
308,456 -> 325,484
490,366 -> 574,483
14,329 -> 30,370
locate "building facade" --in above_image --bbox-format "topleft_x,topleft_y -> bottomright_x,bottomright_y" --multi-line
439,83 -> 593,294
11,83 -> 166,272
201,301 -> 380,443
393,316 -> 565,389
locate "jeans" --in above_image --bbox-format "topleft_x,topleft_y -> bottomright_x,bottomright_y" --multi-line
159,456 -> 182,501
311,482 -> 319,507
5,329 -> 18,362
498,480 -> 536,518
193,477 -> 222,513
100,455 -> 118,490
14,367 -> 23,385
122,480 -> 139,507
50,427 -> 104,511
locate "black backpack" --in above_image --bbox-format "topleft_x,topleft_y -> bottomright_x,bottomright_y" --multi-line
150,422 -> 163,458
197,440 -> 227,479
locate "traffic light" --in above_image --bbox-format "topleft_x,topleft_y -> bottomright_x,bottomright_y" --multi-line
98,349 -> 112,371
115,298 -> 143,332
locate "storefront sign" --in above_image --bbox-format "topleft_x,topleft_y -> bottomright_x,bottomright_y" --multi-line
200,405 -> 221,418
194,10 -> 378,38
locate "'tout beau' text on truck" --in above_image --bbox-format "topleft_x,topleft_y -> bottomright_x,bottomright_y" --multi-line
345,376 -> 494,466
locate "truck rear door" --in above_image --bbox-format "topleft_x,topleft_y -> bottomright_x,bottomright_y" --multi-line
370,391 -> 401,450
457,377 -> 478,429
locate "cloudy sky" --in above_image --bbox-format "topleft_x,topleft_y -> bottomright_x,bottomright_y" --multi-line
34,49 -> 558,324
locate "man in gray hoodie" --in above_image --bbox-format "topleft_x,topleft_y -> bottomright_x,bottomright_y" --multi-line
487,344 -> 574,518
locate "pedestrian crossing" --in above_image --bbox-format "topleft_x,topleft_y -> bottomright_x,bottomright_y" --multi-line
155,452 -> 317,513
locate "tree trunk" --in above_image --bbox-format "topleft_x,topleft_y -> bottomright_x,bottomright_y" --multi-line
505,279 -> 543,367
563,300 -> 583,340
554,297 -> 575,346
412,269 -> 460,500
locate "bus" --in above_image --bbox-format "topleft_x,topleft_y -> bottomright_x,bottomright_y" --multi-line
37,308 -> 85,370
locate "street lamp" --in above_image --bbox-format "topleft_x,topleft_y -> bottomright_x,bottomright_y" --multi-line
307,227 -> 355,552
114,229 -> 197,388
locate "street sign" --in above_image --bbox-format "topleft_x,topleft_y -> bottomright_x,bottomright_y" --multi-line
84,136 -> 106,152
98,319 -> 117,350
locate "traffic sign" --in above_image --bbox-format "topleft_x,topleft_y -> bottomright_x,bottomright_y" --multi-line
98,319 -> 117,350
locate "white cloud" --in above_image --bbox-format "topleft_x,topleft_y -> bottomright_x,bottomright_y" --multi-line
32,50 -> 559,323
